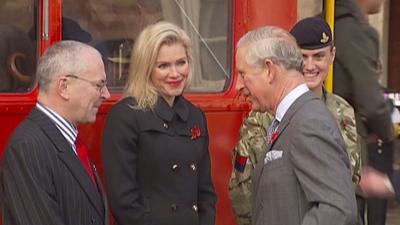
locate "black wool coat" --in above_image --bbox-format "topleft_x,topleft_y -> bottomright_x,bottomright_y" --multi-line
102,96 -> 217,225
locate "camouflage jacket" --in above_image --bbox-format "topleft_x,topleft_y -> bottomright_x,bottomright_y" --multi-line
325,92 -> 362,184
228,111 -> 273,225
228,92 -> 361,225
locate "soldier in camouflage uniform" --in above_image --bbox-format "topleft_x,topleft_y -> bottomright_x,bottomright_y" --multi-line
229,17 -> 362,225
228,111 -> 273,225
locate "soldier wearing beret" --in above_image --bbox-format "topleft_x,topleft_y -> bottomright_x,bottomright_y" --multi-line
228,16 -> 361,225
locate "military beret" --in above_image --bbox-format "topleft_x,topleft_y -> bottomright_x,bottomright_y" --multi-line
290,16 -> 333,50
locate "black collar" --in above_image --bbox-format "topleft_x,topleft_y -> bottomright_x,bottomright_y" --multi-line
154,96 -> 189,122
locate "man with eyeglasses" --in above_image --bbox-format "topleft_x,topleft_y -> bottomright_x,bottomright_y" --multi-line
0,40 -> 110,225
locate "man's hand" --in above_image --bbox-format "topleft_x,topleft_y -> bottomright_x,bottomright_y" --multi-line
358,166 -> 395,198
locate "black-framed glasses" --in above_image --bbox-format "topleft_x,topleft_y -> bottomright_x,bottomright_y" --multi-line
66,74 -> 107,92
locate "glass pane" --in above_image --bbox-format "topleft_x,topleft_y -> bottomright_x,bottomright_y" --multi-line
297,0 -> 322,20
62,0 -> 231,93
0,0 -> 37,93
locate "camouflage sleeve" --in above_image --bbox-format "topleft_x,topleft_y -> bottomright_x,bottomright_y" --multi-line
228,111 -> 273,225
326,93 -> 362,185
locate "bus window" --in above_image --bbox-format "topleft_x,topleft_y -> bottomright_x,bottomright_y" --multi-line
297,0 -> 323,19
0,0 -> 37,93
62,0 -> 231,93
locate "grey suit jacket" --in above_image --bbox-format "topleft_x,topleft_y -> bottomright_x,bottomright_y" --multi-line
252,91 -> 357,225
0,108 -> 109,225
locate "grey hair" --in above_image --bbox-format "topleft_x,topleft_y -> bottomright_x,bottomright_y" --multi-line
237,26 -> 303,72
36,40 -> 96,92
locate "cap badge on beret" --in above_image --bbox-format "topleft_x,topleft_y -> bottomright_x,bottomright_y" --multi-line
320,32 -> 329,44
290,16 -> 333,49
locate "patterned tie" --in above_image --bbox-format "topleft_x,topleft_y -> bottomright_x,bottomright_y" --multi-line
75,136 -> 96,184
266,119 -> 280,144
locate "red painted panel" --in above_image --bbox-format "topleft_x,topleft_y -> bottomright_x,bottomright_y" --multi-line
247,0 -> 297,30
206,111 -> 245,225
39,0 -> 62,53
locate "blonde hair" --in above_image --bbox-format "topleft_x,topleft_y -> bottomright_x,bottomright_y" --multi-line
125,21 -> 193,110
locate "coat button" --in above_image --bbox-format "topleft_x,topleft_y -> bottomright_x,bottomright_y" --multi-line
171,203 -> 178,211
171,163 -> 179,171
190,163 -> 197,172
378,139 -> 383,146
192,204 -> 198,212
163,123 -> 168,129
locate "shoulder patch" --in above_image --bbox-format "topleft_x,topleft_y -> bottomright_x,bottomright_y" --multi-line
234,154 -> 248,173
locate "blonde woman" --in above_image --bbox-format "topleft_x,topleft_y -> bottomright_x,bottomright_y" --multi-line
102,21 -> 216,225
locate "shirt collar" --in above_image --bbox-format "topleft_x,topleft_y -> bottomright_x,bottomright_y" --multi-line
36,102 -> 78,145
275,83 -> 309,122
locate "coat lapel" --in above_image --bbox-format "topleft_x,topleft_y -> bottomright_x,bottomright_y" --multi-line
28,108 -> 104,217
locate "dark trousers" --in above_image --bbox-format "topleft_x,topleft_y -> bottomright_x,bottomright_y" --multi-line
357,196 -> 387,225
358,141 -> 394,225
367,198 -> 388,225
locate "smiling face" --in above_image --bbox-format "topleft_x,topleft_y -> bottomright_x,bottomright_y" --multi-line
151,43 -> 189,106
236,45 -> 272,112
301,45 -> 335,92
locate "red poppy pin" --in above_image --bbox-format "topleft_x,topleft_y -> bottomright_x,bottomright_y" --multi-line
340,119 -> 351,128
269,131 -> 279,144
191,125 -> 201,140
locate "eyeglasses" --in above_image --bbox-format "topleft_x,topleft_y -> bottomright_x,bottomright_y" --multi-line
66,74 -> 107,92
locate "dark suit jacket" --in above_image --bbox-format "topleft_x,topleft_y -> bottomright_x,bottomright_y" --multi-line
252,91 -> 357,225
334,0 -> 392,141
102,96 -> 216,225
389,173 -> 400,201
0,108 -> 108,225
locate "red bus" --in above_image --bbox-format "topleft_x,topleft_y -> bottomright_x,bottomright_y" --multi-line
0,0 -> 325,224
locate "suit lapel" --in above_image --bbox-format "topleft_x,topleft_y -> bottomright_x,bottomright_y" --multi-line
266,91 -> 317,151
28,108 -> 72,152
57,151 -> 104,216
93,165 -> 109,225
254,92 -> 318,192
29,108 -> 104,217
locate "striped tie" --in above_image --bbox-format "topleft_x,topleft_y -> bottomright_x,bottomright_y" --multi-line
267,119 -> 279,144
